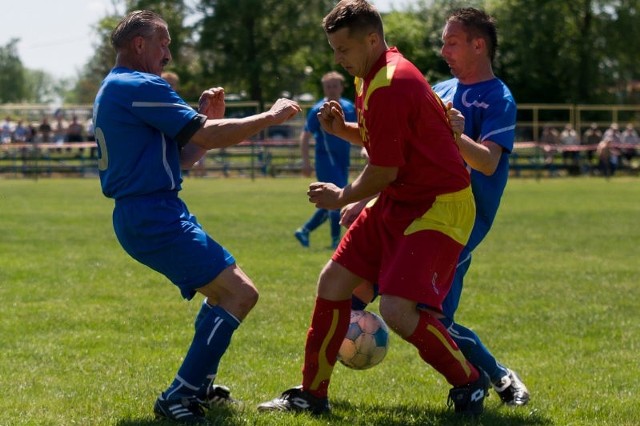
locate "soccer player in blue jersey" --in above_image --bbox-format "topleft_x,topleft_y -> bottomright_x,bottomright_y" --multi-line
294,71 -> 357,249
432,7 -> 529,406
93,10 -> 300,424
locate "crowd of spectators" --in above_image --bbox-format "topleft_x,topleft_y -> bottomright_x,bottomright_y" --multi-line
1,112 -> 94,144
537,122 -> 639,177
2,109 -> 638,179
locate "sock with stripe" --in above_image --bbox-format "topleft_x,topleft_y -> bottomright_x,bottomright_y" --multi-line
439,317 -> 509,383
406,310 -> 480,386
163,305 -> 240,400
301,297 -> 351,399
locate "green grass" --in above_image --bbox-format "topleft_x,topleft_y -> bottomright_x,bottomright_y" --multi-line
1,176 -> 639,426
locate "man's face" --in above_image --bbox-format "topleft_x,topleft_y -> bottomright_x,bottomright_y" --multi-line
138,24 -> 172,76
322,78 -> 344,101
327,28 -> 375,78
440,21 -> 477,80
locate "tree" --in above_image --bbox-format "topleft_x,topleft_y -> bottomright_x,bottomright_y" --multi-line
23,70 -> 61,104
490,0 -> 640,104
596,0 -> 640,103
0,39 -> 27,103
70,0 -> 194,103
196,0 -> 336,107
384,0 -> 485,84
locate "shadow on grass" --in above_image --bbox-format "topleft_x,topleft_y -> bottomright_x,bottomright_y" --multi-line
116,405 -> 246,426
115,400 -> 552,426
328,400 -> 554,426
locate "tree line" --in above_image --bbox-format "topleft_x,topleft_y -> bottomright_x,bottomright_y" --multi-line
1,0 -> 639,107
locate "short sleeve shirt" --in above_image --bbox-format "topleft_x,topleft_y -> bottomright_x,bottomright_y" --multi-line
433,77 -> 516,250
93,67 -> 205,200
355,48 -> 470,205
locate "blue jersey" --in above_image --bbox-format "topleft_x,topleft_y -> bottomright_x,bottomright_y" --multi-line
433,78 -> 516,251
93,67 -> 205,200
305,97 -> 356,182
94,67 -> 233,299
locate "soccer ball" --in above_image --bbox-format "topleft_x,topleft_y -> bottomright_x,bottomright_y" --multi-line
337,310 -> 389,370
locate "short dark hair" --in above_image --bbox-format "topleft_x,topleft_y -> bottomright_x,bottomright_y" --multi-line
447,8 -> 498,62
323,0 -> 384,39
111,10 -> 166,50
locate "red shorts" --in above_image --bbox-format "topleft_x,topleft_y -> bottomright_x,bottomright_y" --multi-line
333,186 -> 475,310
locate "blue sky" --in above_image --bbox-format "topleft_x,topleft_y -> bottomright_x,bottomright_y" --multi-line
0,0 -> 417,80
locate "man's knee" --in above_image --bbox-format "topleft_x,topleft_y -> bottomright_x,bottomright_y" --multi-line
197,266 -> 259,319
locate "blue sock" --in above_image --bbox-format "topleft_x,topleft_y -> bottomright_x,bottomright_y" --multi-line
304,209 -> 328,232
164,305 -> 240,400
439,317 -> 508,384
194,298 -> 213,330
351,295 -> 368,310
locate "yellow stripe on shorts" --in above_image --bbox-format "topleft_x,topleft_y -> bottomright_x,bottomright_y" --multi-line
403,186 -> 475,246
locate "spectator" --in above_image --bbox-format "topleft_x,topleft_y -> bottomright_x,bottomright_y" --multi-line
53,113 -> 67,144
66,115 -> 85,142
27,122 -> 38,142
597,136 -> 619,178
12,119 -> 31,143
38,117 -> 52,142
559,123 -> 579,168
603,122 -> 621,143
620,123 -> 639,164
540,125 -> 560,173
582,123 -> 602,172
1,116 -> 13,143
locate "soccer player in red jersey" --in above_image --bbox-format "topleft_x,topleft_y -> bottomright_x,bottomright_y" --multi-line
259,0 -> 487,417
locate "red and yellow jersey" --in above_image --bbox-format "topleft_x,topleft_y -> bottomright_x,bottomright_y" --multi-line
355,47 -> 469,206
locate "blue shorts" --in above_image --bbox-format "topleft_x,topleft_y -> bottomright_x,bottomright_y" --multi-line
113,192 -> 235,300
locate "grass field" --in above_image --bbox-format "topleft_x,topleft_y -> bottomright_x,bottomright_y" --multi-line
1,176 -> 639,426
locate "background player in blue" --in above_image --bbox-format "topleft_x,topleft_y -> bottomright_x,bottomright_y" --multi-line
432,7 -> 529,406
295,71 -> 357,249
93,10 -> 301,424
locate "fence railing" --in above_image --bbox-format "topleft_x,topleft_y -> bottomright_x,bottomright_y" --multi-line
1,139 -> 637,179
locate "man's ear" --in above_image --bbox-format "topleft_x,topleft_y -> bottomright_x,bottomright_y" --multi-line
132,35 -> 145,54
473,37 -> 485,55
367,31 -> 380,48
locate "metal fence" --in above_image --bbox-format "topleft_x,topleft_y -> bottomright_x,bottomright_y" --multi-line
1,103 -> 638,179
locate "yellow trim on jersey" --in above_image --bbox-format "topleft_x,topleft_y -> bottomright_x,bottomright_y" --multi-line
355,65 -> 397,111
310,308 -> 341,391
404,186 -> 475,246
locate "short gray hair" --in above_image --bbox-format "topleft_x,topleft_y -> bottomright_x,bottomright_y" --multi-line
111,10 -> 166,50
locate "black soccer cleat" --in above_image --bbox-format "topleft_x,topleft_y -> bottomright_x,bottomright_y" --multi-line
199,384 -> 240,408
493,369 -> 530,406
448,373 -> 489,416
154,395 -> 210,425
257,385 -> 330,415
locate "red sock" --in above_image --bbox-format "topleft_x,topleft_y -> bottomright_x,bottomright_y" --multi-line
301,297 -> 351,398
406,310 -> 479,386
